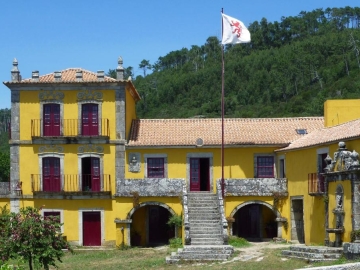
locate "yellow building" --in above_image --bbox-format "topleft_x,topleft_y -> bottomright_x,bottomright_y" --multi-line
2,58 -> 360,249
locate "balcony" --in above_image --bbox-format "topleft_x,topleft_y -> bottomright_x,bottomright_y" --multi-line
31,174 -> 111,196
308,173 -> 325,196
223,178 -> 288,196
31,119 -> 110,138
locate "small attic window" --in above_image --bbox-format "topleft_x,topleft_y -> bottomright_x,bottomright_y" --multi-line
296,129 -> 307,135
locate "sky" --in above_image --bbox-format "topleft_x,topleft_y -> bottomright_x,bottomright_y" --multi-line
0,0 -> 358,109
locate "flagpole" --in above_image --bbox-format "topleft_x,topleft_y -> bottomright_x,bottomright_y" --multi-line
221,8 -> 225,199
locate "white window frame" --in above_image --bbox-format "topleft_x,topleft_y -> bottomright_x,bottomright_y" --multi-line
277,154 -> 286,178
77,101 -> 102,136
41,208 -> 64,233
78,208 -> 105,246
254,153 -> 276,178
40,101 -> 64,136
144,154 -> 168,178
38,153 -> 65,191
77,153 -> 104,191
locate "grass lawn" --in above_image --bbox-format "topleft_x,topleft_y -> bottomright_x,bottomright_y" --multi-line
43,245 -> 355,270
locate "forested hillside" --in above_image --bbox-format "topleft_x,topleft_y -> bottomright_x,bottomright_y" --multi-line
131,7 -> 360,118
0,109 -> 10,182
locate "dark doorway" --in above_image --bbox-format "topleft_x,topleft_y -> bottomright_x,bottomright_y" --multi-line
148,206 -> 173,246
291,199 -> 305,243
81,103 -> 99,136
233,204 -> 277,241
83,212 -> 101,246
82,157 -> 100,191
190,158 -> 210,192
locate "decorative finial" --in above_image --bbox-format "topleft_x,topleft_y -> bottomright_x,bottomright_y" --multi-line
116,56 -> 124,80
11,58 -> 21,82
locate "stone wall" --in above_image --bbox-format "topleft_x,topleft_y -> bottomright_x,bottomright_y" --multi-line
224,178 -> 287,196
0,182 -> 10,195
115,178 -> 185,197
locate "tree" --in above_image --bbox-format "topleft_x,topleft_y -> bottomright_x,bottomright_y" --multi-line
0,152 -> 9,182
0,206 -> 73,270
139,59 -> 151,77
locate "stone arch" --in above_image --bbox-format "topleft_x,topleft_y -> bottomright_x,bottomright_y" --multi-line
126,201 -> 176,219
229,200 -> 283,239
229,200 -> 281,218
127,201 -> 177,247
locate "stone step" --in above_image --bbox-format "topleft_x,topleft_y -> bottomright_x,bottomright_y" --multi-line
189,206 -> 219,211
189,214 -> 220,219
191,234 -> 222,237
281,255 -> 339,263
282,250 -> 341,260
182,245 -> 234,252
166,245 -> 234,263
190,228 -> 221,233
191,239 -> 224,245
288,246 -> 343,254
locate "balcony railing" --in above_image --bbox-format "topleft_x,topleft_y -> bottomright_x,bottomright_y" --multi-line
31,174 -> 111,193
31,119 -> 110,137
308,173 -> 325,195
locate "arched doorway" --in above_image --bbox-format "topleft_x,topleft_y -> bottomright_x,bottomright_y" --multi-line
127,202 -> 176,247
230,201 -> 280,241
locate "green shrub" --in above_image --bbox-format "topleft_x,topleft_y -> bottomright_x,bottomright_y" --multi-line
167,214 -> 182,227
169,237 -> 182,248
228,236 -> 251,248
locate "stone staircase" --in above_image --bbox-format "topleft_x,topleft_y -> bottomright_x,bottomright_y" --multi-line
281,245 -> 343,262
166,192 -> 234,263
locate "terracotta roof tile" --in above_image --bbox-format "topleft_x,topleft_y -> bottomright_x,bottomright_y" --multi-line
278,118 -> 360,151
127,117 -> 324,147
13,68 -> 117,83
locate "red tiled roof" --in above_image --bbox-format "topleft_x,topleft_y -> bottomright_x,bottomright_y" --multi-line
278,118 -> 360,151
127,117 -> 324,147
20,68 -> 117,83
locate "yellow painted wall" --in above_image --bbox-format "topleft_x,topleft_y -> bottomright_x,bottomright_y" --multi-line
125,86 -> 137,140
113,197 -> 182,246
125,147 -> 278,191
19,90 -> 117,141
324,99 -> 360,127
19,144 -> 115,195
282,138 -> 360,244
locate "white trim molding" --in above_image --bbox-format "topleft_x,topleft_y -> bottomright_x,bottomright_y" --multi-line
41,208 -> 64,233
78,208 -> 105,246
143,154 -> 168,178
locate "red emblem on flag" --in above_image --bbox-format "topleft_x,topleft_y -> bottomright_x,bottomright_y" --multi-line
230,20 -> 242,37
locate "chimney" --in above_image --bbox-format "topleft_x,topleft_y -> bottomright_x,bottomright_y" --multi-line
116,56 -> 124,80
76,70 -> 83,82
11,58 -> 21,82
32,71 -> 39,82
54,71 -> 62,82
97,70 -> 104,81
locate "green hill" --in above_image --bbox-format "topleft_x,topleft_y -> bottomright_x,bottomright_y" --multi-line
132,6 -> 360,119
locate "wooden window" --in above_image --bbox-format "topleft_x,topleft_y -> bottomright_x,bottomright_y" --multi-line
42,157 -> 61,192
43,103 -> 60,136
147,158 -> 164,178
81,103 -> 99,136
44,211 -> 61,222
257,156 -> 274,178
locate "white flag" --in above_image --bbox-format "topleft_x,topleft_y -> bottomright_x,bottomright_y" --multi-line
222,13 -> 251,44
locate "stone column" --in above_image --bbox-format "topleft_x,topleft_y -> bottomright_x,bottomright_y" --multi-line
10,90 -> 20,213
